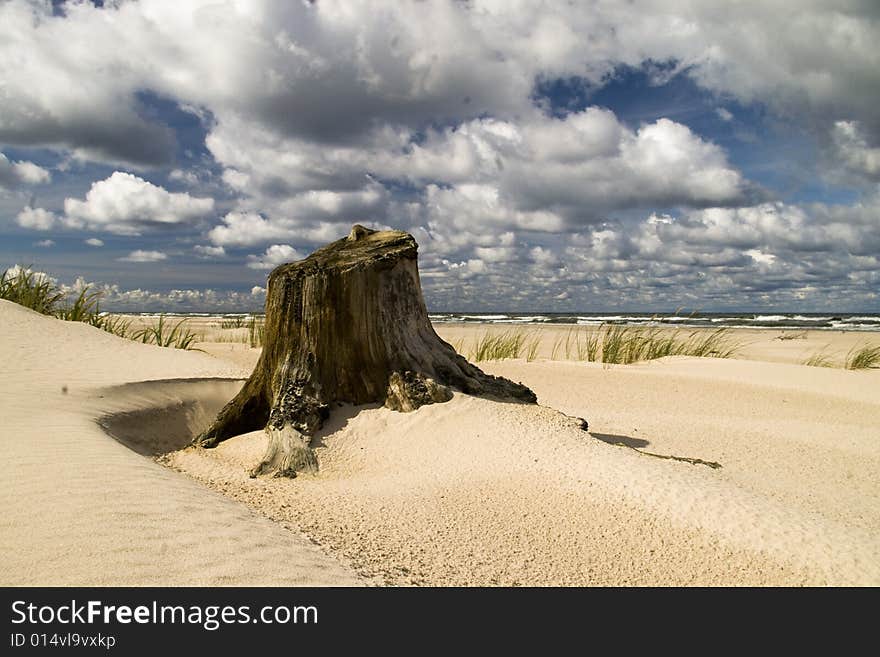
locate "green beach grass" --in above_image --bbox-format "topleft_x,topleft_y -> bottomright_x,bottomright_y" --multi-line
1,266 -> 197,350
845,344 -> 880,370
468,324 -> 740,365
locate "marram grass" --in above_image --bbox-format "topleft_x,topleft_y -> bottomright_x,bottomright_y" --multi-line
803,347 -> 836,368
220,316 -> 247,329
593,325 -> 739,365
0,267 -> 65,314
468,331 -> 529,361
467,325 -> 741,365
131,315 -> 199,350
210,315 -> 266,347
802,343 -> 880,369
845,343 -> 880,370
465,331 -> 541,362
0,266 -> 196,350
248,315 -> 265,348
55,287 -> 102,322
98,314 -> 133,339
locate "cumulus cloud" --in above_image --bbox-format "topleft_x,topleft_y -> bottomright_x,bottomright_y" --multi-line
535,199 -> 880,307
0,153 -> 50,189
2,0 -> 879,310
204,107 -> 751,258
226,108 -> 749,211
493,111 -> 749,216
246,244 -> 305,270
62,172 -> 215,234
34,239 -> 54,248
168,168 -> 200,186
118,249 -> 168,263
16,273 -> 269,312
1,266 -> 265,312
208,210 -> 359,247
84,238 -> 104,247
409,193 -> 880,311
104,286 -> 264,311
16,206 -> 57,230
2,264 -> 53,285
831,120 -> 880,180
5,1 -> 878,157
208,212 -> 292,247
0,2 -> 175,166
193,244 -> 226,258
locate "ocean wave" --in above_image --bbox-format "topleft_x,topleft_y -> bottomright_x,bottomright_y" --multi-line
320,310 -> 880,331
843,316 -> 880,323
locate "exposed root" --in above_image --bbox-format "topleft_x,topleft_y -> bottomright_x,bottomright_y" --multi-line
385,370 -> 453,412
250,426 -> 318,478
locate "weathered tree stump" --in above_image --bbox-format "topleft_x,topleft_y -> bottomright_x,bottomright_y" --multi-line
195,225 -> 536,477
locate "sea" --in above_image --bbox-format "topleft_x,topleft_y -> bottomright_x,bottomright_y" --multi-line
426,312 -> 880,331
120,311 -> 880,332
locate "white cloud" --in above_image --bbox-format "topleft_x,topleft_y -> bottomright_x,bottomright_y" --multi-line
831,120 -> 880,180
118,249 -> 168,263
246,244 -> 305,270
0,2 -> 175,166
1,0 -> 879,311
63,172 -> 215,234
169,168 -> 200,186
34,239 -> 54,248
746,249 -> 776,265
208,209 -> 365,247
507,113 -> 750,214
2,265 -> 54,285
3,0 -> 877,164
84,238 -> 104,247
0,153 -> 50,189
204,107 -> 751,254
16,206 -> 57,230
423,183 -> 566,234
417,193 -> 880,311
0,266 -> 267,312
208,212 -> 292,247
193,244 -> 226,258
48,276 -> 267,312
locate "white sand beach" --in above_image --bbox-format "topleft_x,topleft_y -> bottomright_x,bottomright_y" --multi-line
2,300 -> 878,586
0,300 -> 362,586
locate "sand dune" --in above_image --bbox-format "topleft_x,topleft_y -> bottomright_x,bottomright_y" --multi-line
3,299 -> 878,585
167,387 -> 879,586
0,300 -> 362,586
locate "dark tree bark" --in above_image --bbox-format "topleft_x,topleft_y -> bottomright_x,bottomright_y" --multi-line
195,225 -> 536,477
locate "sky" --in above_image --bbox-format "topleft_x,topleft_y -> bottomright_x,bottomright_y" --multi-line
1,0 -> 879,312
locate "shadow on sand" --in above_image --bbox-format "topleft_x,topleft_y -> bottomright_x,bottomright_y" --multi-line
589,432 -> 650,449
